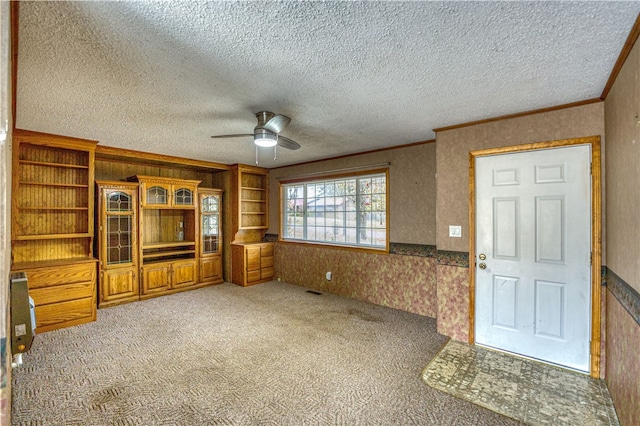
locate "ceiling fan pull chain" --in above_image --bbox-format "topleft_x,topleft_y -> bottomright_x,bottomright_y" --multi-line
255,145 -> 259,165
274,135 -> 278,161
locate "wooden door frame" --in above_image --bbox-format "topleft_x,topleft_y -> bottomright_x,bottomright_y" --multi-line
468,136 -> 602,378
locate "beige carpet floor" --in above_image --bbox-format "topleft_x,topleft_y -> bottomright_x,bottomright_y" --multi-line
12,281 -> 523,425
422,340 -> 619,426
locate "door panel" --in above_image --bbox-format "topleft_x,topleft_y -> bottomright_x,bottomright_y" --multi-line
475,145 -> 591,372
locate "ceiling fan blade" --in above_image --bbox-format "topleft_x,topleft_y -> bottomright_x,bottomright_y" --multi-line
210,134 -> 253,139
277,135 -> 301,150
263,114 -> 291,134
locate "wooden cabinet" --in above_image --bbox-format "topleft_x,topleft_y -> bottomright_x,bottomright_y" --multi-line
199,188 -> 223,285
95,181 -> 139,308
16,259 -> 97,333
11,130 -> 98,332
231,242 -> 274,286
95,176 -> 225,305
229,165 -> 274,287
140,258 -> 197,297
136,175 -> 197,208
133,175 -> 203,299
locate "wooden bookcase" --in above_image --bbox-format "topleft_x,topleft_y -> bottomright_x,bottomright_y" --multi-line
230,164 -> 269,242
95,180 -> 139,308
11,130 -> 98,332
229,164 -> 274,286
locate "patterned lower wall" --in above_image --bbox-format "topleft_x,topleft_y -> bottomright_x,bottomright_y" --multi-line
273,242 -> 437,318
605,269 -> 640,426
435,251 -> 470,342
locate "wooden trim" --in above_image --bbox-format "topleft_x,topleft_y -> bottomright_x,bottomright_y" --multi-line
96,145 -> 231,171
468,151 -> 476,345
279,167 -> 389,185
468,135 -> 602,378
590,138 -> 602,378
129,174 -> 202,186
276,239 -> 389,255
233,163 -> 269,175
13,128 -> 98,150
10,0 -> 19,130
434,99 -> 602,133
601,12 -> 640,100
269,139 -> 435,171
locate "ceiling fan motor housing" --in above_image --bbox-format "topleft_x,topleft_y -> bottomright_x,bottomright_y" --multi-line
253,128 -> 278,147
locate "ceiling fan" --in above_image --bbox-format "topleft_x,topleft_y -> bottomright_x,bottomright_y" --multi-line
211,111 -> 301,162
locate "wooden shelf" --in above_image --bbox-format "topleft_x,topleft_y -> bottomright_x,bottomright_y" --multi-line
241,212 -> 266,215
241,186 -> 266,191
18,206 -> 88,211
19,181 -> 89,188
19,160 -> 89,169
12,256 -> 97,271
143,249 -> 196,260
16,233 -> 92,241
241,199 -> 266,203
143,241 -> 196,249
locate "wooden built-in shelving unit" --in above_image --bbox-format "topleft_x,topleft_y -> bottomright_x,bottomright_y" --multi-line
230,164 -> 274,286
11,130 -> 98,332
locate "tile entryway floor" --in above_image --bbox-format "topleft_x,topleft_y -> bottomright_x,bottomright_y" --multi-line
422,340 -> 618,426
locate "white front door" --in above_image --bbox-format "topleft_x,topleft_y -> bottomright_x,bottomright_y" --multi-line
475,145 -> 591,372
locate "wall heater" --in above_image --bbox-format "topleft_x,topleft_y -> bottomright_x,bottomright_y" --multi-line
10,272 -> 35,366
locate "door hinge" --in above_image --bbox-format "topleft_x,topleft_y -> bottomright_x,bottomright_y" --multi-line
590,252 -> 592,265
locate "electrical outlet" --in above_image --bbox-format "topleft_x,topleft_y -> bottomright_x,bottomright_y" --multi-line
449,225 -> 462,238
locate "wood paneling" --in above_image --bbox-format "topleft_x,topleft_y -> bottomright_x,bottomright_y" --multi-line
95,157 -> 215,187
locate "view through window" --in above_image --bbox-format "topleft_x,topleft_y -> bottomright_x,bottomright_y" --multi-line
281,170 -> 387,249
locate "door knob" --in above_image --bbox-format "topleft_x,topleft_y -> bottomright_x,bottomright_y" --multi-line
479,254 -> 486,260
479,262 -> 487,270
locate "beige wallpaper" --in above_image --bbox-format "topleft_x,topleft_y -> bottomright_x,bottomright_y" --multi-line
604,38 -> 640,292
435,102 -> 605,253
268,142 -> 437,245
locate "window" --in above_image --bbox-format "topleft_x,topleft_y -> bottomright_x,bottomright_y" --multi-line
281,170 -> 388,250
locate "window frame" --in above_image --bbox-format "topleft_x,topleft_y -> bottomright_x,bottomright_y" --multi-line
278,168 -> 389,253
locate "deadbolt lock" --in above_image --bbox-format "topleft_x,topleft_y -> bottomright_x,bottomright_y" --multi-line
479,254 -> 486,260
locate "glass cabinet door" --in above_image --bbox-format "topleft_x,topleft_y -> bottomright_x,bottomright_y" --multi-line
201,194 -> 220,254
174,187 -> 194,206
146,185 -> 169,205
106,191 -> 134,265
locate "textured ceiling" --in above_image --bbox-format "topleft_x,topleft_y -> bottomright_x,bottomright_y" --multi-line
15,1 -> 640,168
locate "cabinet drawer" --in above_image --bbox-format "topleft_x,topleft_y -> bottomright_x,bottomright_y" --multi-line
246,247 -> 261,271
30,281 -> 94,306
260,244 -> 273,257
26,263 -> 95,289
261,267 -> 274,280
247,269 -> 262,283
261,256 -> 274,268
34,297 -> 94,329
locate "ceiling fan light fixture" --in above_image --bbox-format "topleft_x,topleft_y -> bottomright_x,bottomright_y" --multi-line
254,132 -> 278,147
